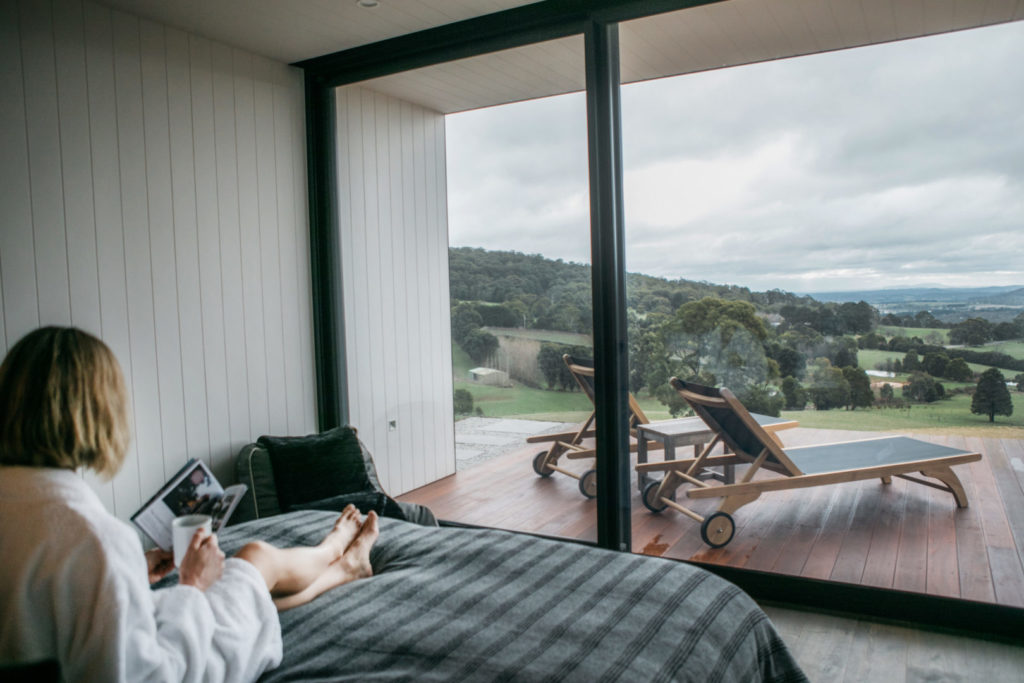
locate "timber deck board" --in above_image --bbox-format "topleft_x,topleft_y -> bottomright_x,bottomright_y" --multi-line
398,426 -> 1024,608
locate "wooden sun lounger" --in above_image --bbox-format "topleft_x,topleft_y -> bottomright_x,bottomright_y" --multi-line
529,354 -> 661,498
640,378 -> 982,548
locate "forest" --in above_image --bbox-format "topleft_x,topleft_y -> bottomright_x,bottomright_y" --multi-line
449,247 -> 1024,421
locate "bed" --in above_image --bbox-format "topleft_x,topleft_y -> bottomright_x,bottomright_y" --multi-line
201,510 -> 807,682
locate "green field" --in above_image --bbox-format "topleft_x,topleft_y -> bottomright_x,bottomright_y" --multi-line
877,325 -> 949,343
453,344 -> 670,422
484,327 -> 592,346
988,340 -> 1024,360
453,330 -> 1024,434
782,392 -> 1024,435
858,348 -> 1019,378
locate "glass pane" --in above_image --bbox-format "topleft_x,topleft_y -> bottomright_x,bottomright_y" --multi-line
620,17 -> 1024,611
333,35 -> 599,541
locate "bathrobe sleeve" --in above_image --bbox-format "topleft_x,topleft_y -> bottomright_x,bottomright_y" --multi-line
54,517 -> 281,683
54,521 -> 217,682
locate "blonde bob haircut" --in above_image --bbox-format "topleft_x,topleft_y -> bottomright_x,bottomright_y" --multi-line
0,326 -> 131,478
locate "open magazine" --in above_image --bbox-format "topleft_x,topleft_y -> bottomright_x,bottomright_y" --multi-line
131,458 -> 247,551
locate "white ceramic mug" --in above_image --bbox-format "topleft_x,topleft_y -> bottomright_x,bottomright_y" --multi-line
172,514 -> 213,567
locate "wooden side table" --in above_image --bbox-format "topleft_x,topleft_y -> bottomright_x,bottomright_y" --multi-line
636,414 -> 798,492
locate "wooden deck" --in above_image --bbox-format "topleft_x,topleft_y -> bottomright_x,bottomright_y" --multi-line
398,427 -> 1024,608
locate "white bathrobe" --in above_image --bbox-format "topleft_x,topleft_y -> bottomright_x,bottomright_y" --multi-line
0,466 -> 282,682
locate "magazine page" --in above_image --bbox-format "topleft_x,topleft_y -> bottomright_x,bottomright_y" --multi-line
133,460 -> 224,550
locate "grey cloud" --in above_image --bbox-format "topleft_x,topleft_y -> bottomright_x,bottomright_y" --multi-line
447,20 -> 1024,292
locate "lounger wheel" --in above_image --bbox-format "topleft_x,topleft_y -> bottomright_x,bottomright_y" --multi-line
579,469 -> 597,498
533,451 -> 554,477
642,480 -> 668,513
700,512 -> 735,548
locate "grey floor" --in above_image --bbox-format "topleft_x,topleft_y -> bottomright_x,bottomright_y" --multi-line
762,604 -> 1024,682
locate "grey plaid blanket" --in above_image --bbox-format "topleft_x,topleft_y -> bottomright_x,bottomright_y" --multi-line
215,511 -> 806,682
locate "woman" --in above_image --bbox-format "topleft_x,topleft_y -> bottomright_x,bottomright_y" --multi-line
0,327 -> 378,681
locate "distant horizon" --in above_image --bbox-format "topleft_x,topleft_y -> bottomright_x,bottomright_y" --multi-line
446,21 -> 1024,294
448,245 -> 1024,299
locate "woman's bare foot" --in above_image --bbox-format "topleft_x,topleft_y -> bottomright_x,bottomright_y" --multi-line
321,504 -> 362,560
338,510 -> 379,579
269,511 -> 380,612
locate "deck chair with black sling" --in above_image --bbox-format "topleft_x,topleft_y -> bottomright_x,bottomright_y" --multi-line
527,354 -> 657,498
639,378 -> 981,548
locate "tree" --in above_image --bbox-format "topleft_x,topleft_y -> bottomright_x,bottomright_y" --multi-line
944,358 -> 973,382
838,301 -> 877,334
463,329 -> 499,364
901,351 -> 920,372
451,302 -> 483,345
781,376 -> 806,410
922,352 -> 949,379
766,343 -> 805,379
971,368 -> 1013,422
658,297 -> 772,395
537,343 -> 591,391
1016,373 -> 1024,393
807,360 -> 850,410
453,388 -> 473,415
949,318 -> 994,346
858,332 -> 886,350
739,384 -> 783,417
903,372 -> 943,403
878,383 -> 895,405
842,366 -> 874,410
831,337 -> 859,369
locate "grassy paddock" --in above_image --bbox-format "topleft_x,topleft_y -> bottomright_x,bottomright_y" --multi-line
877,325 -> 949,343
485,327 -> 592,346
857,348 -> 1019,378
453,339 -> 1024,435
782,392 -> 1024,436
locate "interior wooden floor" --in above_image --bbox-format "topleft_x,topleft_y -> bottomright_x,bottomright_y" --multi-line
398,427 -> 1024,609
761,604 -> 1024,682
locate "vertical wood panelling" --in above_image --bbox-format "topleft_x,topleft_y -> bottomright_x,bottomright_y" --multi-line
21,0 -> 72,327
233,51 -> 272,436
336,85 -> 455,496
113,9 -> 165,501
273,63 -> 311,435
140,19 -> 189,484
1,0 -> 315,518
253,57 -> 288,436
189,35 -> 231,475
166,28 -> 211,464
290,74 -> 316,433
211,42 -> 252,457
0,0 -> 39,349
53,0 -> 101,335
54,0 -> 113,509
83,0 -> 136,516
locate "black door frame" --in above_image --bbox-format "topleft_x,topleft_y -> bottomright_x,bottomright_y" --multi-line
298,0 -> 1023,639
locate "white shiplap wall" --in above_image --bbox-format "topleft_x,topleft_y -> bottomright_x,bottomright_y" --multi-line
0,0 -> 317,518
336,86 -> 455,496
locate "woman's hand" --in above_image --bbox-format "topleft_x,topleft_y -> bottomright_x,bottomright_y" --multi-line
145,548 -> 175,585
178,529 -> 225,591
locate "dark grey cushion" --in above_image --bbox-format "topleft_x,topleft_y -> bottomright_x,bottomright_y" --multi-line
291,491 -> 408,520
233,426 -> 437,527
258,426 -> 377,511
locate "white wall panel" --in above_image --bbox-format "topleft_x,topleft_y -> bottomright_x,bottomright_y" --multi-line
21,0 -> 72,327
1,0 -> 316,517
336,85 -> 455,496
0,0 -> 39,353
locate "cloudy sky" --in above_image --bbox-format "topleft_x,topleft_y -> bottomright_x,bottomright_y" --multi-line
445,20 -> 1024,294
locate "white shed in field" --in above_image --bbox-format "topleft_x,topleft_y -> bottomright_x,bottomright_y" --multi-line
470,367 -> 509,386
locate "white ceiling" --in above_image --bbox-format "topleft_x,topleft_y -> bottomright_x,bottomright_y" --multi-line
100,0 -> 541,63
104,0 -> 1024,114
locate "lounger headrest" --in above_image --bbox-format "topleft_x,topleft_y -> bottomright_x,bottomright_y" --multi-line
671,379 -> 769,461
